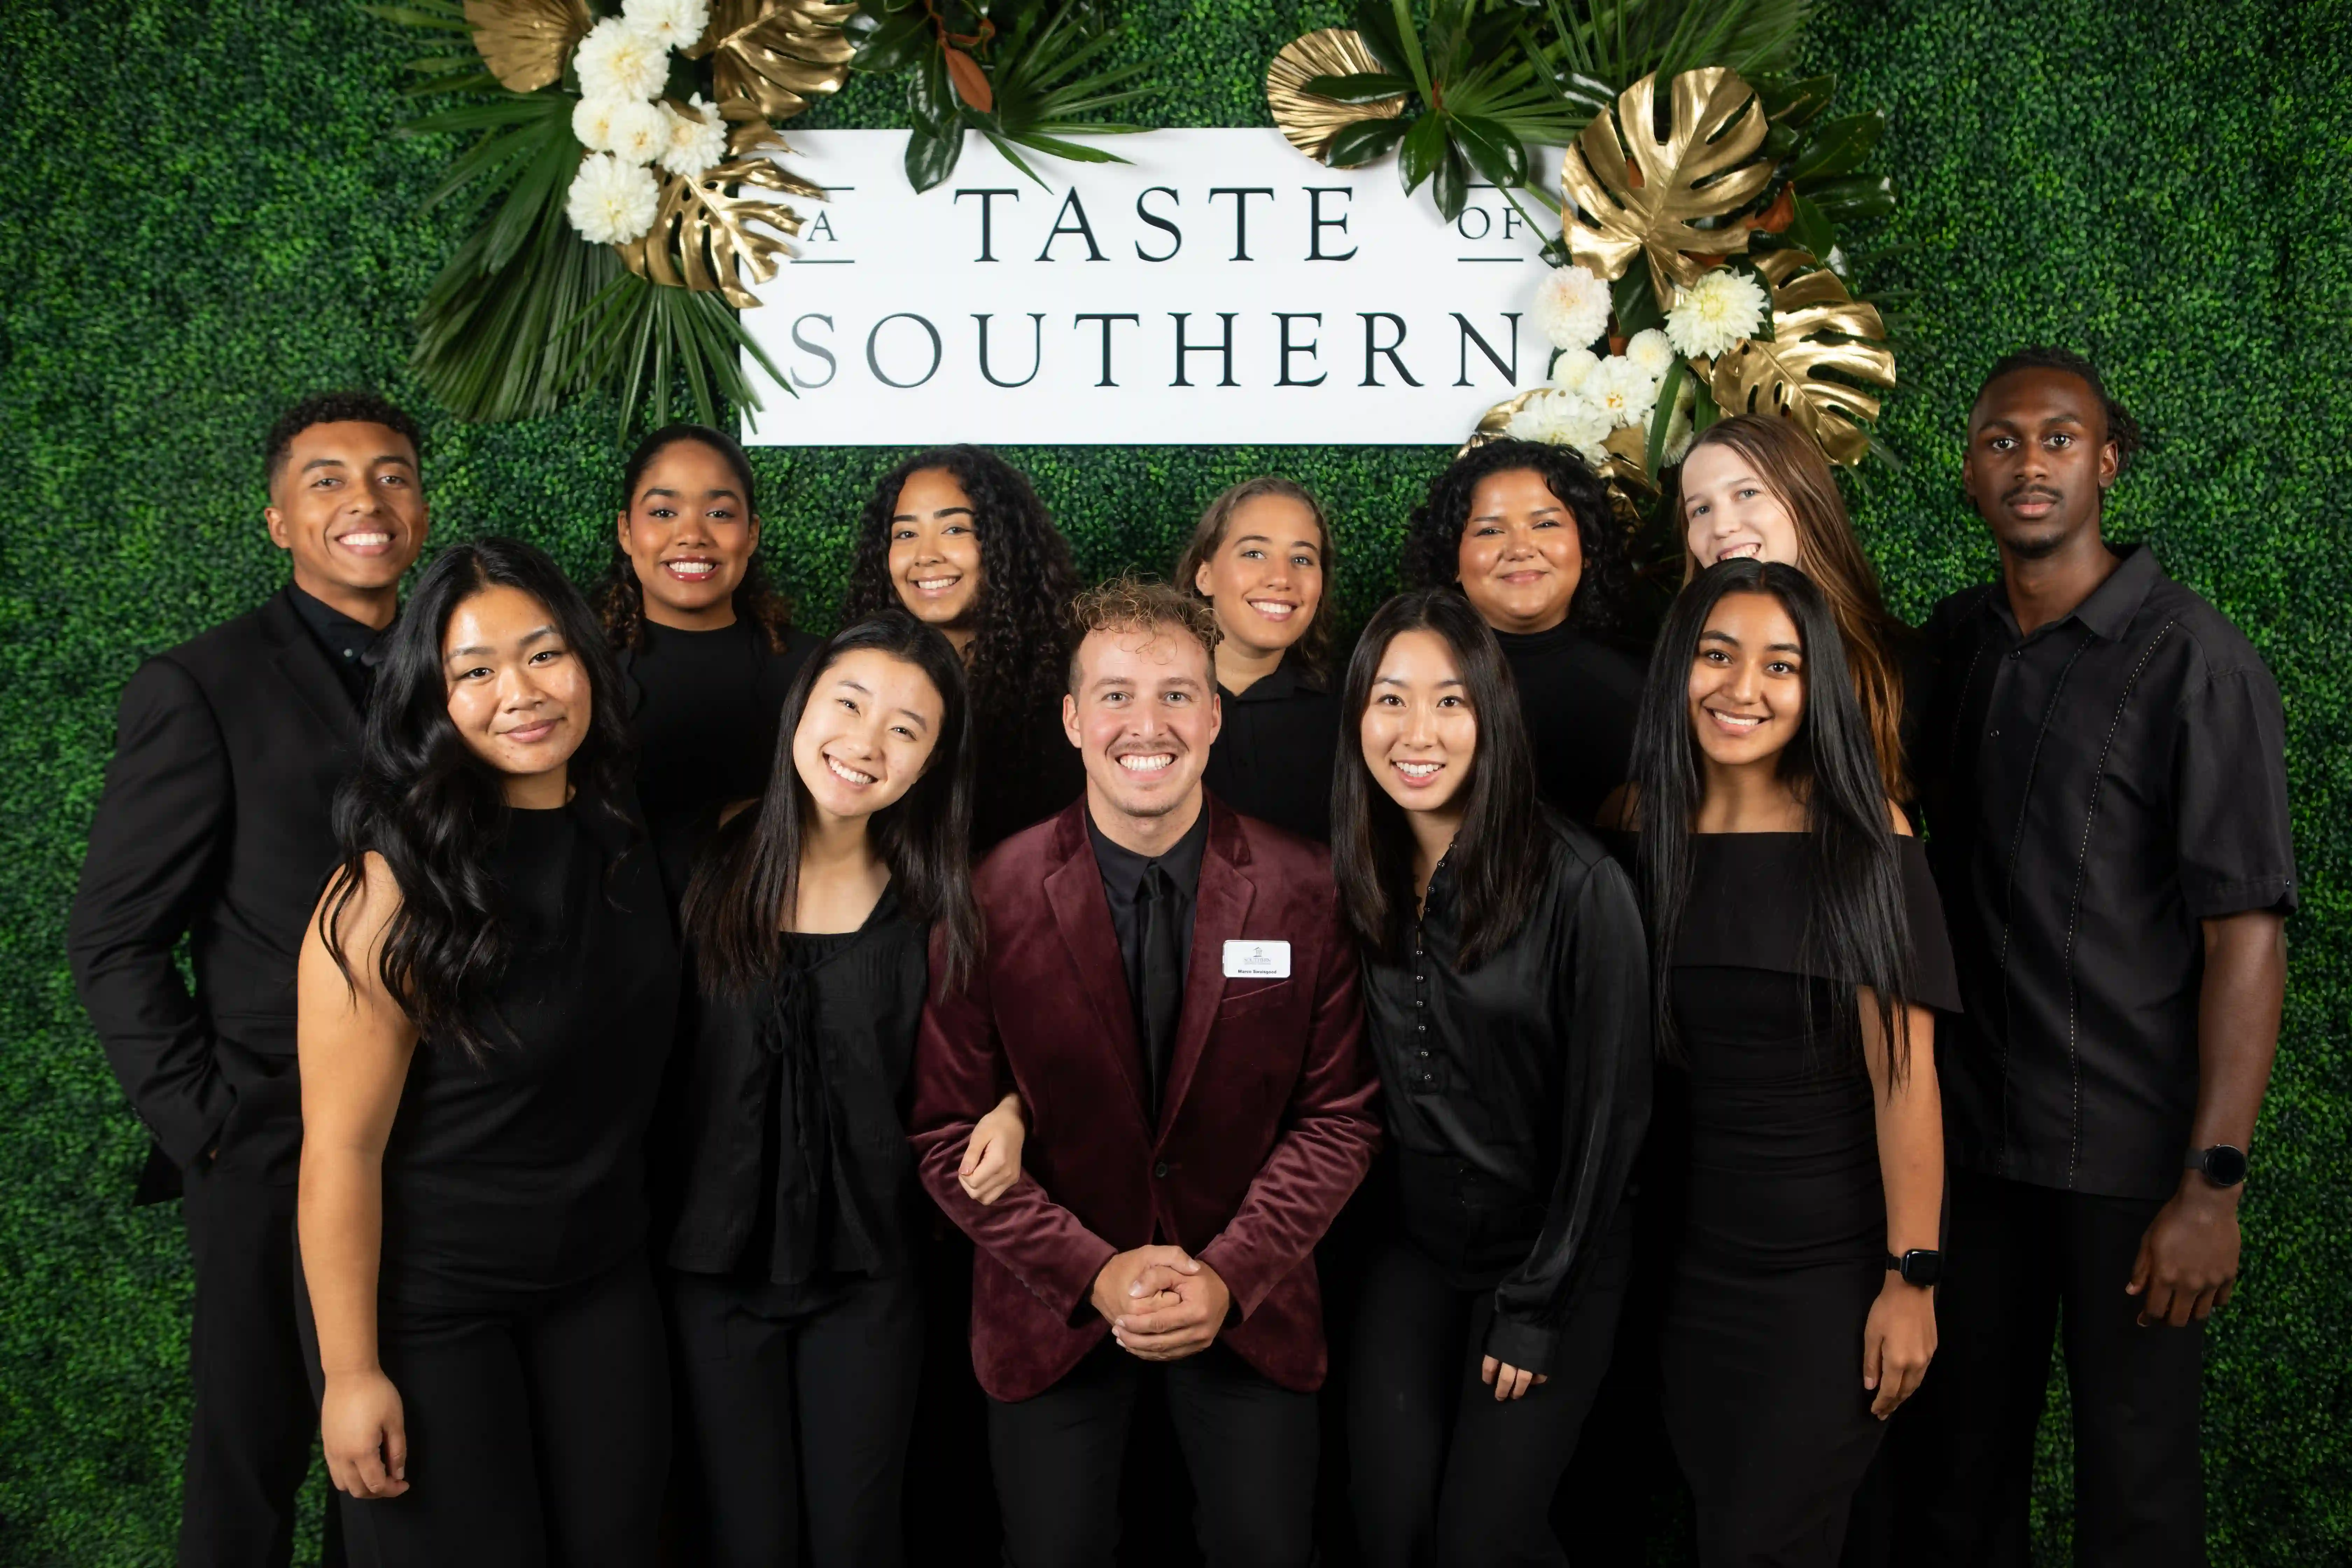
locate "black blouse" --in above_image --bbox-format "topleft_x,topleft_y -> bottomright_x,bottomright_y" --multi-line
1201,654 -> 1341,842
1491,622 -> 1647,827
662,885 -> 930,1289
971,686 -> 1086,855
1358,818 -> 1651,1374
624,617 -> 821,825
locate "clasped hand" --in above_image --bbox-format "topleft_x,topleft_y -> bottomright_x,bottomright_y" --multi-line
1093,1245 -> 1230,1362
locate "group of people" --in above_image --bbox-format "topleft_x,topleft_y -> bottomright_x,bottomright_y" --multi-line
65,343 -> 2294,1568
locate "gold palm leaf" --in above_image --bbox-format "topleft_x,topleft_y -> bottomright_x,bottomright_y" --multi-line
619,158 -> 812,309
1560,67 -> 1774,306
689,0 -> 859,125
1708,250 -> 1896,467
1266,29 -> 1407,162
464,0 -> 590,93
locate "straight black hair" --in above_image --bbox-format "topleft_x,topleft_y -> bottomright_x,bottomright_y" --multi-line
682,611 -> 981,994
1629,558 -> 1914,1077
1330,588 -> 1549,968
322,538 -> 636,1060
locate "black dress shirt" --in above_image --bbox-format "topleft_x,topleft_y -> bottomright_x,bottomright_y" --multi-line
1086,803 -> 1211,1112
1919,545 -> 2297,1200
1492,621 -> 1647,826
287,584 -> 384,706
1202,654 -> 1342,842
1358,817 -> 1651,1373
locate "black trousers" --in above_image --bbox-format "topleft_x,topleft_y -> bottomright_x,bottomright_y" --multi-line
664,1269 -> 923,1568
298,1255 -> 670,1567
988,1339 -> 1320,1568
1888,1170 -> 2205,1567
1348,1224 -> 1630,1568
179,1161 -> 340,1568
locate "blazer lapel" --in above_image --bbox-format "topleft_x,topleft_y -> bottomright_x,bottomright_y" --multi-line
1156,820 -> 1255,1142
258,590 -> 362,745
1042,834 -> 1155,1124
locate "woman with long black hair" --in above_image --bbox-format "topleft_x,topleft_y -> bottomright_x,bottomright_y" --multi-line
840,446 -> 1083,853
1614,559 -> 1956,1566
1332,589 -> 1651,1567
295,539 -> 677,1563
659,612 -> 1025,1567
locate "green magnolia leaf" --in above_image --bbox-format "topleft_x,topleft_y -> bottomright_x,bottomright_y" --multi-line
1398,111 -> 1448,194
1805,174 -> 1896,223
1611,266 -> 1663,335
1792,111 -> 1885,183
904,120 -> 963,190
1350,0 -> 1408,73
1300,71 -> 1414,104
1450,113 -> 1527,188
1432,144 -> 1469,220
1788,188 -> 1835,260
908,46 -> 956,133
850,9 -> 930,74
1754,72 -> 1835,127
1327,115 -> 1413,167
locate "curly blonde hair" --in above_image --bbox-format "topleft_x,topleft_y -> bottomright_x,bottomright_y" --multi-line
1064,575 -> 1221,694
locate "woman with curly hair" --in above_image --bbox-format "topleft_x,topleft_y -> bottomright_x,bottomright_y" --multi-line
841,447 -> 1083,853
591,422 -> 819,839
1403,439 -> 1645,826
1174,475 -> 1341,841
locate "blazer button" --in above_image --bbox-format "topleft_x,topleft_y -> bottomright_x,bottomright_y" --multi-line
1153,1161 -> 1171,1179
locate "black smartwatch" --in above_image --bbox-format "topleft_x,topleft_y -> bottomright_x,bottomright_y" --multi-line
2188,1144 -> 2249,1189
1884,1249 -> 1943,1287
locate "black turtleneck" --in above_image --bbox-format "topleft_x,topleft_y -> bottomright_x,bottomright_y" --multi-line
626,617 -> 821,823
288,584 -> 386,707
1491,621 -> 1646,827
1201,652 -> 1340,842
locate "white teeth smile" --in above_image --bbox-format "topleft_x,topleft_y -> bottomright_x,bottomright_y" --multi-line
826,756 -> 876,785
1721,542 -> 1762,560
914,577 -> 958,592
342,532 -> 390,547
1709,711 -> 1763,730
1117,754 -> 1174,773
1395,761 -> 1441,777
666,560 -> 716,578
1248,600 -> 1295,619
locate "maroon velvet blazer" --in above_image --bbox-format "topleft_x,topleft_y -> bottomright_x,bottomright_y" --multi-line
909,795 -> 1381,1402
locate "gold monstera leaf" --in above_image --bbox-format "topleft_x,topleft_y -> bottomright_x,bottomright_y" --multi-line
1561,67 -> 1774,306
690,0 -> 858,124
1266,29 -> 1407,163
464,0 -> 590,93
619,157 -> 815,309
1709,251 -> 1896,467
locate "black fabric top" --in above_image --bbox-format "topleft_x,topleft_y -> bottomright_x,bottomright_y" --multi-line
1919,545 -> 2298,1200
1492,621 -> 1647,827
662,884 -> 930,1289
378,801 -> 680,1307
1087,804 -> 1210,1115
972,685 -> 1088,855
624,617 -> 821,823
287,584 -> 383,707
1201,654 -> 1341,842
1358,817 -> 1651,1375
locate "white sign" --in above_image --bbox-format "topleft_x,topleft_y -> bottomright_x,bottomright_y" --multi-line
739,128 -> 1557,446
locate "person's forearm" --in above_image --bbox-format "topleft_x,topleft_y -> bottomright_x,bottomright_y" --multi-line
2190,912 -> 2287,1156
298,1146 -> 385,1377
1870,1004 -> 1944,1256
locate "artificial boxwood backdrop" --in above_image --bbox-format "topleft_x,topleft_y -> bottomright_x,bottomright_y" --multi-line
2,0 -> 2345,1561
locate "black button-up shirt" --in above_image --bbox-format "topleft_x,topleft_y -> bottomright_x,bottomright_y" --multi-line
1358,819 -> 1650,1374
1201,654 -> 1341,842
1086,803 -> 1210,1105
288,584 -> 383,707
1919,545 -> 2297,1200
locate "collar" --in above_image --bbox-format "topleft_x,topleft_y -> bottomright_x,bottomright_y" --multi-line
1220,651 -> 1323,705
1085,798 -> 1211,905
287,582 -> 388,651
1984,542 -> 2161,643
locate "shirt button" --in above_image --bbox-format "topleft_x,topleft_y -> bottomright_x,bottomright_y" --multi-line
1413,998 -> 1424,1009
1153,1161 -> 1170,1179
1988,728 -> 2000,738
1416,1049 -> 1430,1060
1420,1073 -> 1435,1085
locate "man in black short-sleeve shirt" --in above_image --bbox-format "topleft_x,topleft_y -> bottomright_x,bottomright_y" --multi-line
1893,350 -> 2293,1567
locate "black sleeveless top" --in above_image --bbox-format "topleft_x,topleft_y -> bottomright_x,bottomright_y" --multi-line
378,802 -> 681,1308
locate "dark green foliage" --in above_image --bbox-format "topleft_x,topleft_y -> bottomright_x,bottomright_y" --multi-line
0,1 -> 2345,1562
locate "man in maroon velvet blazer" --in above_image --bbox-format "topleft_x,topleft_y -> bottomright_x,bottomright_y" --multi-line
909,579 -> 1380,1568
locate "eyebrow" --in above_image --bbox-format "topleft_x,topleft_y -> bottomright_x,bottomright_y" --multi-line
300,453 -> 416,475
640,485 -> 741,502
1231,532 -> 1321,552
446,625 -> 558,660
892,505 -> 976,522
1374,673 -> 1464,687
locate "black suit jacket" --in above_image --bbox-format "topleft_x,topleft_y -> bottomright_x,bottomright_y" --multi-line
68,587 -> 364,1198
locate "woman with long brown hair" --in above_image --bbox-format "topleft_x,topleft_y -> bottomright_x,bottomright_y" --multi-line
1674,414 -> 1919,804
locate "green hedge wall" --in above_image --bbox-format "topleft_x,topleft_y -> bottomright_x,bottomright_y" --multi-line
2,1 -> 2345,1561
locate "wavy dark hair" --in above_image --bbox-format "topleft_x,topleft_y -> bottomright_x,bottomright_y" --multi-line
684,612 -> 981,994
1401,438 -> 1634,635
321,538 -> 637,1060
841,446 -> 1080,732
1629,558 -> 1915,1078
1172,475 -> 1337,679
594,422 -> 797,654
1331,589 -> 1549,968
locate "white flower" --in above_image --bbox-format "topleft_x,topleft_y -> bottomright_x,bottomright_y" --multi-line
622,0 -> 710,52
658,95 -> 729,178
1549,346 -> 1602,394
1532,264 -> 1612,351
607,99 -> 670,166
1665,267 -> 1769,360
1589,355 -> 1661,430
1624,328 -> 1676,382
575,17 -> 670,103
567,152 -> 661,244
571,96 -> 625,153
1504,390 -> 1611,464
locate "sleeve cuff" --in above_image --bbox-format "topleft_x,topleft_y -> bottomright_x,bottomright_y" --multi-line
1482,1309 -> 1560,1377
2185,874 -> 2298,920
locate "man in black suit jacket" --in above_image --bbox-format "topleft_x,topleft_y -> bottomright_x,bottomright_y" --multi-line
68,391 -> 429,1568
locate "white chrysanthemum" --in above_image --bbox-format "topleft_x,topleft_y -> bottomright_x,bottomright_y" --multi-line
659,96 -> 729,178
1549,346 -> 1602,394
622,0 -> 710,52
571,96 -> 626,153
575,17 -> 670,103
567,152 -> 661,244
1665,268 -> 1769,360
1624,328 -> 1676,382
607,99 -> 670,166
1532,264 -> 1611,352
1589,355 -> 1661,430
1504,390 -> 1612,460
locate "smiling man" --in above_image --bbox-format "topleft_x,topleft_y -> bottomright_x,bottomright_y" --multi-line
1891,349 -> 2294,1567
909,578 -> 1380,1568
69,391 -> 429,1568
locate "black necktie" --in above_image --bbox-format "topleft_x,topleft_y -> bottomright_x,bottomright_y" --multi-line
1135,862 -> 1185,1116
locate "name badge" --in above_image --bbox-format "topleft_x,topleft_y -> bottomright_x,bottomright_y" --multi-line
1223,940 -> 1291,979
